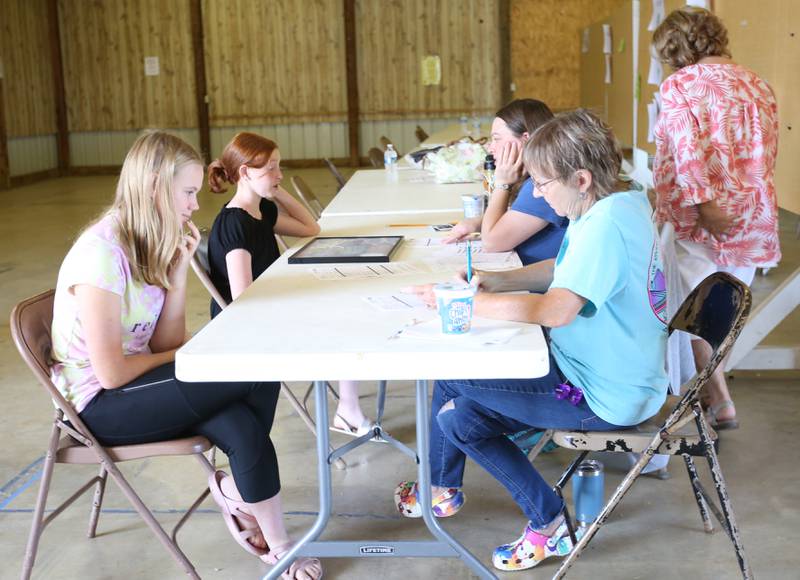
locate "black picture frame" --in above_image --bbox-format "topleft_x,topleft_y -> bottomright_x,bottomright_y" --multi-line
287,236 -> 404,264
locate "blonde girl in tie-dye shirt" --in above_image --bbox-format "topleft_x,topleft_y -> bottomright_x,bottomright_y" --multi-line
48,131 -> 322,578
51,214 -> 167,412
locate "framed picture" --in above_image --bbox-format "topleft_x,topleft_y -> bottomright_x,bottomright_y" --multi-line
287,236 -> 404,264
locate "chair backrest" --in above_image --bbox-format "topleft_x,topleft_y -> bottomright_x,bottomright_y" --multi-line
323,158 -> 346,190
379,136 -> 394,151
415,125 -> 429,143
9,290 -> 90,432
290,175 -> 323,220
190,229 -> 229,309
665,272 -> 751,427
368,148 -> 384,169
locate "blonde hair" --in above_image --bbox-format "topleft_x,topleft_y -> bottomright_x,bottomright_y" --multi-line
653,7 -> 731,70
109,131 -> 203,288
523,109 -> 621,199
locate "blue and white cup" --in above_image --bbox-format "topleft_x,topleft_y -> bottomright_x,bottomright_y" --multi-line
433,282 -> 476,334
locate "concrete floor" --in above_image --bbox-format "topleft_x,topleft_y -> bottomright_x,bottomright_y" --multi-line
1,171 -> 798,580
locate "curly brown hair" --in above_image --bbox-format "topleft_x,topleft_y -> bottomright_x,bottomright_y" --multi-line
653,7 -> 731,70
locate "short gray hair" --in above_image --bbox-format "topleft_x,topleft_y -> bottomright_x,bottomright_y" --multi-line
523,109 -> 622,199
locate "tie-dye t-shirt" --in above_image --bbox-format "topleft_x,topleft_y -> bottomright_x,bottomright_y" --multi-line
548,189 -> 669,426
50,214 -> 166,413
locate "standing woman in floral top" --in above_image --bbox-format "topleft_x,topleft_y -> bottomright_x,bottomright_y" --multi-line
653,7 -> 780,430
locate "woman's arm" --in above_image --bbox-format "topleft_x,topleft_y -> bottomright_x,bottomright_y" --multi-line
481,140 -> 548,251
473,287 -> 586,328
75,285 -> 176,389
149,221 -> 200,353
271,186 -> 321,237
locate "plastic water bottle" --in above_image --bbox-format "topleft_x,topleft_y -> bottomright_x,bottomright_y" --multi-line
384,144 -> 398,175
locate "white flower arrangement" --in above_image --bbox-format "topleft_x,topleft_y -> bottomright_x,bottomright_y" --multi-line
424,141 -> 487,183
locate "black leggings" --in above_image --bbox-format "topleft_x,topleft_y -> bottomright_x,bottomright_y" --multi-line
79,362 -> 281,503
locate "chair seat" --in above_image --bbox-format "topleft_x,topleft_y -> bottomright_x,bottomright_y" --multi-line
552,396 -> 716,457
56,435 -> 212,464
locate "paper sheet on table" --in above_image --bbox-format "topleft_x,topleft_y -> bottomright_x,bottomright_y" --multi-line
648,54 -> 663,85
363,293 -> 428,311
310,262 -> 422,281
581,28 -> 590,53
648,0 -> 665,31
395,317 -> 526,345
602,24 -> 612,54
647,101 -> 659,143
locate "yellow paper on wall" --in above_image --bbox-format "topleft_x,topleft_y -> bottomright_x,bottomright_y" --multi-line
421,55 -> 441,86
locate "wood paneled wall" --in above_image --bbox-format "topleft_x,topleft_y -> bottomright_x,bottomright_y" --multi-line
203,0 -> 348,126
59,0 -> 197,131
356,0 -> 503,120
0,0 -> 57,137
510,0 -> 626,110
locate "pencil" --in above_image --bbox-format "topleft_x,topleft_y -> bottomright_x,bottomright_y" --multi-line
467,239 -> 472,283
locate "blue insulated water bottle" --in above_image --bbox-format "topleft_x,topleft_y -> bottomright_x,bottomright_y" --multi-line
572,459 -> 605,526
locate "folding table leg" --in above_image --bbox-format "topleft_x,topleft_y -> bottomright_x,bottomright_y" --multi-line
263,380 -> 334,580
414,380 -> 496,580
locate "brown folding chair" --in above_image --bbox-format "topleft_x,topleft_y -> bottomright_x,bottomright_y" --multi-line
323,158 -> 347,191
549,273 -> 753,579
189,231 -> 346,470
415,125 -> 429,143
11,290 -> 215,580
379,135 -> 394,152
289,175 -> 324,220
368,147 -> 385,169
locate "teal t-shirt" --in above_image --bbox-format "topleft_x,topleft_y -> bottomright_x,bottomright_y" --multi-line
549,189 -> 668,426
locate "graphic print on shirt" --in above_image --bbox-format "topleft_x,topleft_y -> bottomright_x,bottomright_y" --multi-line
648,240 -> 667,324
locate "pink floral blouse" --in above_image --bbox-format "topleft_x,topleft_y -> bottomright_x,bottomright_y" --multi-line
654,63 -> 781,267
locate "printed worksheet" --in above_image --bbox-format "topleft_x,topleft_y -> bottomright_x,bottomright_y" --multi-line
310,262 -> 423,281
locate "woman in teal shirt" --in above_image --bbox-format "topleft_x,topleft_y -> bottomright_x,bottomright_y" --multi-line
397,110 -> 669,572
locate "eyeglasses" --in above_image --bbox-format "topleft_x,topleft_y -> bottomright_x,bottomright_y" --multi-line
531,176 -> 558,191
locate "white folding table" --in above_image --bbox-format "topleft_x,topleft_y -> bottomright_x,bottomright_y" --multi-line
321,168 -> 482,217
176,216 -> 549,579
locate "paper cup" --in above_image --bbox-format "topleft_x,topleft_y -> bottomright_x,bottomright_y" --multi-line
461,193 -> 484,219
433,282 -> 476,334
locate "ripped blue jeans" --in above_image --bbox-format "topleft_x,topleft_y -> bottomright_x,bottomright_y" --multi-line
431,353 -> 623,528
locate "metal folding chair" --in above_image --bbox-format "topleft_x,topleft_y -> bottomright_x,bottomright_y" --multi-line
189,231 -> 346,470
323,158 -> 347,191
549,272 -> 753,578
11,290 -> 215,580
289,175 -> 324,220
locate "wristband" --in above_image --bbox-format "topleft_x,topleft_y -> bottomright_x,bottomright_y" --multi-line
494,183 -> 512,191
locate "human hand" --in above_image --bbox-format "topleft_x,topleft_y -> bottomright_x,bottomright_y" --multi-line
171,220 -> 201,283
494,140 -> 524,186
400,284 -> 438,308
695,199 -> 736,240
443,219 -> 481,243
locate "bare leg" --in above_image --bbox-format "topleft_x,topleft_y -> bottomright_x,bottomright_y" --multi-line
221,476 -> 322,579
691,339 -> 735,422
220,475 -> 289,549
334,380 -> 369,427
